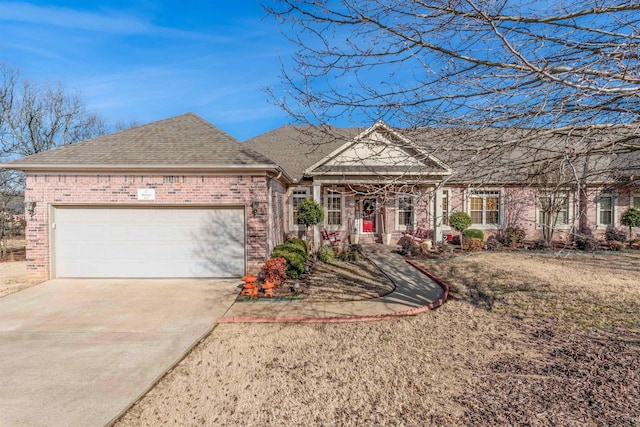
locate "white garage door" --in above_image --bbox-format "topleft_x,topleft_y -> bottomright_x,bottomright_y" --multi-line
53,207 -> 245,278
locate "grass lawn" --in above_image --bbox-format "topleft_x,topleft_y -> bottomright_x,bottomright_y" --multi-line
117,251 -> 639,426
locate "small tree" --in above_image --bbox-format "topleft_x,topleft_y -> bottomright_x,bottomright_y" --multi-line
297,198 -> 324,247
448,211 -> 472,249
621,208 -> 640,240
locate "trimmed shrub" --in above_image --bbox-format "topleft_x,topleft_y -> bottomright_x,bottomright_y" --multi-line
503,226 -> 526,246
317,246 -> 336,263
272,238 -> 311,279
462,228 -> 484,240
449,212 -> 472,233
621,207 -> 640,238
262,257 -> 287,286
284,237 -> 310,256
296,199 -> 324,227
467,237 -> 483,251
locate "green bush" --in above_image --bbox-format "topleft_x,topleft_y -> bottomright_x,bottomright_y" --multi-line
282,238 -> 309,257
462,228 -> 484,240
272,238 -> 311,278
621,207 -> 640,238
296,199 -> 324,227
317,246 -> 336,263
449,212 -> 472,233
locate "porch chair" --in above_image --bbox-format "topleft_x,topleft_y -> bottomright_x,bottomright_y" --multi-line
401,227 -> 429,243
322,229 -> 341,246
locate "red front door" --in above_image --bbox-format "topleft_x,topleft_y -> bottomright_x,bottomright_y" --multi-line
362,199 -> 376,233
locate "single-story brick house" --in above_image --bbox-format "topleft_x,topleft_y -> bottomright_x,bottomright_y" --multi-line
4,113 -> 639,281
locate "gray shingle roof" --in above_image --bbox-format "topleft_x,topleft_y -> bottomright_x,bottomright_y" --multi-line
243,126 -> 362,181
245,124 -> 640,185
4,113 -> 277,171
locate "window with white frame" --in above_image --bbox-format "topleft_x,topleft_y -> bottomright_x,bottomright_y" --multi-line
537,193 -> 570,227
632,194 -> 640,209
325,190 -> 343,227
291,189 -> 309,226
598,193 -> 614,226
469,191 -> 500,225
397,195 -> 414,229
442,190 -> 449,226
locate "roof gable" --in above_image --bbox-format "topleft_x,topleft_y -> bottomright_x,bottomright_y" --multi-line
4,113 -> 279,173
306,121 -> 452,177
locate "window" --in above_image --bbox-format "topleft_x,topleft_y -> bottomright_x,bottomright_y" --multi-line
442,191 -> 449,226
469,191 -> 500,225
325,191 -> 343,227
397,196 -> 414,228
599,193 -> 613,225
632,194 -> 640,209
291,189 -> 309,226
537,194 -> 569,227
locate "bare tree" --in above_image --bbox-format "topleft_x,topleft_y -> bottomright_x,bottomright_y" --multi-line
265,0 -> 640,179
529,160 -> 576,244
0,63 -> 107,253
0,63 -> 105,159
0,169 -> 23,258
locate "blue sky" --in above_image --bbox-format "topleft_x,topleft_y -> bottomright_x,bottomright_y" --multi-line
0,1 -> 294,140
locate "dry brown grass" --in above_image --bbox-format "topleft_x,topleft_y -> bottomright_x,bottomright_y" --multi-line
117,252 -> 640,426
294,260 -> 395,301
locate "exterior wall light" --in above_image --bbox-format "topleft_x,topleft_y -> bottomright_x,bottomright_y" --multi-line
25,199 -> 36,219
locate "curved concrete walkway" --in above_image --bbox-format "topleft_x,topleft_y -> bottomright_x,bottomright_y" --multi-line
218,246 -> 448,323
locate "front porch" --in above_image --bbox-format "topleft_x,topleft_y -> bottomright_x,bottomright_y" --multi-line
310,185 -> 449,248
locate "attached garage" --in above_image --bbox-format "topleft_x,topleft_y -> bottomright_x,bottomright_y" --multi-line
4,113 -> 288,281
52,206 -> 245,278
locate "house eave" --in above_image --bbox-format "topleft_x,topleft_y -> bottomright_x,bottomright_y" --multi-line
2,162 -> 290,179
306,170 -> 452,177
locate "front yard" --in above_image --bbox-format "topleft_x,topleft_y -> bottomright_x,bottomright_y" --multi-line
116,251 -> 640,426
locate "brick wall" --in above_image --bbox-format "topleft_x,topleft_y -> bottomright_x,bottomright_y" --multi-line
24,173 -> 272,281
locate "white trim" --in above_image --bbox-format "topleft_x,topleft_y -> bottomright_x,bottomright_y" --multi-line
596,191 -> 616,228
395,194 -> 415,231
289,187 -> 310,231
324,189 -> 345,231
466,188 -> 503,230
535,191 -> 573,230
303,121 -> 453,176
442,189 -> 450,227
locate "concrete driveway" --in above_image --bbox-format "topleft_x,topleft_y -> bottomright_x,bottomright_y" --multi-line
0,278 -> 240,427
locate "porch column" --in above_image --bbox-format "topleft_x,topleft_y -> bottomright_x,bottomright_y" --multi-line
433,187 -> 444,244
313,181 -> 322,250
